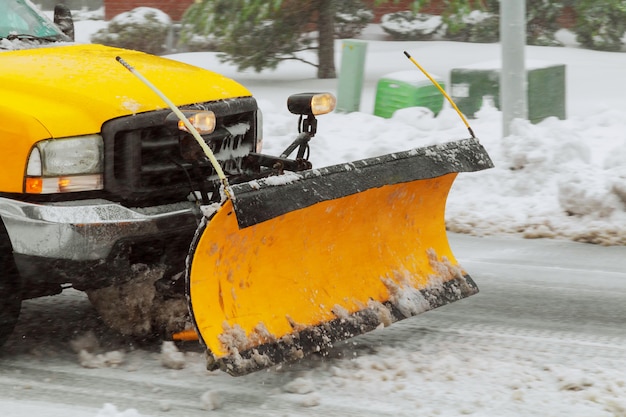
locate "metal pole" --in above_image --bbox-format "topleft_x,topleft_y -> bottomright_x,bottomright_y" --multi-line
500,0 -> 527,137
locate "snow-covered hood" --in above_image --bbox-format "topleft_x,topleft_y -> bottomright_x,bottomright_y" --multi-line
0,43 -> 252,139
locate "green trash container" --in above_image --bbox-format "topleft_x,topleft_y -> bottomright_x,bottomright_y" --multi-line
374,71 -> 445,119
450,61 -> 566,123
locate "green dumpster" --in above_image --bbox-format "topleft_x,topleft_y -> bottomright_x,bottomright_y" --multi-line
450,61 -> 566,123
374,71 -> 445,119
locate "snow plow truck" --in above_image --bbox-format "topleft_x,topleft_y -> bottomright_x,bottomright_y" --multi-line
0,1 -> 493,375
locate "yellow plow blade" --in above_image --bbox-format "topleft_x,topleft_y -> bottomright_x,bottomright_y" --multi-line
186,138 -> 493,375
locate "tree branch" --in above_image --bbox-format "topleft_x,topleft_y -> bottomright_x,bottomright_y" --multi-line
281,55 -> 319,68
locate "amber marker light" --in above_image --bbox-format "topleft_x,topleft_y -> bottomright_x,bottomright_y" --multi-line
25,177 -> 43,194
167,110 -> 216,135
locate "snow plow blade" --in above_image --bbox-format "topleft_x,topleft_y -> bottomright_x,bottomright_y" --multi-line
186,138 -> 493,376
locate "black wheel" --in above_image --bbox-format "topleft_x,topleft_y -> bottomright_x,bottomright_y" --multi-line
0,222 -> 21,347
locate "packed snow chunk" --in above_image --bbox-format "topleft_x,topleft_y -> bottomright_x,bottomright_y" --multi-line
70,331 -> 100,353
96,403 -> 143,417
247,180 -> 261,190
390,282 -> 430,317
72,330 -> 126,369
331,304 -> 350,319
261,171 -> 302,186
218,322 -> 275,353
200,390 -> 223,411
160,341 -> 186,370
218,322 -> 250,353
426,248 -> 465,282
382,274 -> 431,318
282,378 -> 320,408
200,202 -> 222,218
225,122 -> 250,137
79,349 -> 125,369
297,393 -> 321,407
283,377 -> 316,395
86,264 -> 190,338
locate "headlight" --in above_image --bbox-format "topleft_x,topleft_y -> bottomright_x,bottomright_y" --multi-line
287,93 -> 336,116
25,135 -> 104,194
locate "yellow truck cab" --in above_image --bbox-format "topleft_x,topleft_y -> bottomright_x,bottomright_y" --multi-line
0,0 -> 263,344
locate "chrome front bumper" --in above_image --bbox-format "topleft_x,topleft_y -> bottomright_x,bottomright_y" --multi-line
0,197 -> 201,261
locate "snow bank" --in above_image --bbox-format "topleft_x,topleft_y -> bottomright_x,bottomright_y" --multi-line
260,101 -> 626,246
108,7 -> 171,26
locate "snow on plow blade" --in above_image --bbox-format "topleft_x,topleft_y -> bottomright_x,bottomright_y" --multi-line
186,138 -> 493,376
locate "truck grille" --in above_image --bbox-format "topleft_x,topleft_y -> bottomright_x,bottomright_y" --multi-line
101,97 -> 258,206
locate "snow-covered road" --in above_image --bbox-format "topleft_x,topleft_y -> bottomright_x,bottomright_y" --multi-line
1,234 -> 625,416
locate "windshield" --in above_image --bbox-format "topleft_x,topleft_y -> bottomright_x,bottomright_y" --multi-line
0,0 -> 66,40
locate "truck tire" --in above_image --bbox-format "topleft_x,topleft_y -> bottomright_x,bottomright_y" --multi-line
0,224 -> 22,347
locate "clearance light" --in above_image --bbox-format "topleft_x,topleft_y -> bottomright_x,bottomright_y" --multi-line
25,175 -> 103,194
166,110 -> 216,135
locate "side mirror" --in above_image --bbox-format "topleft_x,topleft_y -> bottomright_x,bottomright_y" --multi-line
54,4 -> 75,41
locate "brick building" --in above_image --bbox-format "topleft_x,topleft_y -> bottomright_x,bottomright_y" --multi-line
103,0 -> 433,21
104,0 -> 194,20
103,1 -> 574,28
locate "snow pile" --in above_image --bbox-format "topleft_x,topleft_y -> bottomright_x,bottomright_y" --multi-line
258,102 -> 626,245
160,341 -> 185,370
200,390 -> 223,411
108,7 -> 171,27
282,378 -> 322,407
445,108 -> 626,245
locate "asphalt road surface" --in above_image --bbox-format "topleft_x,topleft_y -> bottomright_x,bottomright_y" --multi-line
1,233 -> 625,416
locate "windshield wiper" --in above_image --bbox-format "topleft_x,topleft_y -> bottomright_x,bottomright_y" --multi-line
3,33 -> 63,42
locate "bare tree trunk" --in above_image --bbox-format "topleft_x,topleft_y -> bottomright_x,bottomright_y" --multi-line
317,0 -> 336,79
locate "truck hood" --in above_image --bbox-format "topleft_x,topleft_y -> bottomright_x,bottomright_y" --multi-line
0,43 -> 252,138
